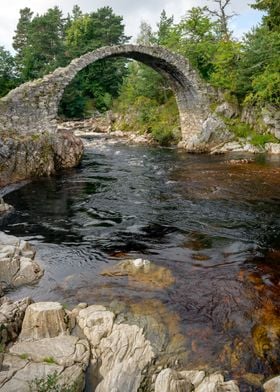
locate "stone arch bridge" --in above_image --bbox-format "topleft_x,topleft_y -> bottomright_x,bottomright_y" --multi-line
0,45 -> 217,150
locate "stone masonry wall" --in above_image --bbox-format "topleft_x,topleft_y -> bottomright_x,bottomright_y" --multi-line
0,45 -> 218,151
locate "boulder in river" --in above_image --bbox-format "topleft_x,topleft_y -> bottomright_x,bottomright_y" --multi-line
0,232 -> 43,293
101,258 -> 175,289
154,369 -> 240,392
263,375 -> 280,392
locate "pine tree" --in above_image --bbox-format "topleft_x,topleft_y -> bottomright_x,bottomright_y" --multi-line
13,7 -> 33,71
156,10 -> 174,46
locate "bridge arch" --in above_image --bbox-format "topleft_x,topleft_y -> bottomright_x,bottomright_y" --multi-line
0,45 -> 214,149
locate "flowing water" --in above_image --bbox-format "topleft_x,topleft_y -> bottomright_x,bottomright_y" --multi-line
2,135 -> 280,390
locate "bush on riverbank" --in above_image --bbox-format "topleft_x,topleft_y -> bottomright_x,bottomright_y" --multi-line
112,63 -> 180,146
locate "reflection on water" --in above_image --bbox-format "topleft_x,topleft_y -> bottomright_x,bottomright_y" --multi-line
2,137 -> 280,390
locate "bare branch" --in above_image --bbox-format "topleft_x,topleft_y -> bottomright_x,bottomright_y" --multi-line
205,0 -> 238,40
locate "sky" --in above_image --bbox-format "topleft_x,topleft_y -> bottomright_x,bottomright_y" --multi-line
0,0 -> 263,52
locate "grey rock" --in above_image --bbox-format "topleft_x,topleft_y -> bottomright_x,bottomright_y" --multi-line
19,302 -> 69,341
0,232 -> 43,293
155,369 -> 240,392
0,131 -> 83,187
10,335 -> 90,368
265,143 -> 280,154
263,375 -> 280,392
76,304 -> 154,392
0,297 -> 32,345
0,356 -> 85,392
215,102 -> 239,119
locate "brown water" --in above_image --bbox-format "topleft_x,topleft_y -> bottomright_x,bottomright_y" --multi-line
2,136 -> 280,390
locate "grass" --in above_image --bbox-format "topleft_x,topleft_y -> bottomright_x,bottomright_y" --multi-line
20,353 -> 29,360
28,371 -> 77,392
250,133 -> 277,147
43,357 -> 57,364
219,116 -> 278,147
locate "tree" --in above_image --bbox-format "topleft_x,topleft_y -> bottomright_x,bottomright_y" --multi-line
60,7 -> 130,116
174,7 -> 218,80
72,5 -> 83,21
0,47 -> 18,97
136,21 -> 154,45
66,6 -> 129,56
205,0 -> 237,40
251,0 -> 280,31
156,10 -> 174,46
13,7 -> 33,70
210,40 -> 241,92
237,25 -> 280,104
13,7 -> 67,81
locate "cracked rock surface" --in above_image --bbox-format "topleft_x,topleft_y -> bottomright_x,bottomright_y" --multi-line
0,232 -> 43,294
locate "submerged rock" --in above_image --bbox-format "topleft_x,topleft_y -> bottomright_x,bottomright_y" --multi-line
101,258 -> 175,289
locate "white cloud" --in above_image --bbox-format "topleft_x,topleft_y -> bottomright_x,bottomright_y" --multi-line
0,0 -> 263,51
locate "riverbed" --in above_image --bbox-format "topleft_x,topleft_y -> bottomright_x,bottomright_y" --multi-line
2,135 -> 280,390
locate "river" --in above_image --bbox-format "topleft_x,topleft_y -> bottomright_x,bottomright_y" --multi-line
1,135 -> 280,390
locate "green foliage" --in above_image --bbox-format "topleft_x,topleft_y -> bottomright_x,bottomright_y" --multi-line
20,353 -> 29,360
28,371 -> 76,392
65,6 -> 128,56
114,63 -> 180,146
43,357 -> 57,364
13,7 -> 33,68
237,26 -> 280,104
58,76 -> 87,119
210,40 -> 241,92
14,7 -> 67,81
156,10 -> 174,46
168,7 -> 219,80
59,6 -> 129,117
222,117 -> 277,146
151,126 -> 176,146
0,46 -> 18,97
226,119 -> 252,138
251,0 -> 280,31
250,132 -> 277,146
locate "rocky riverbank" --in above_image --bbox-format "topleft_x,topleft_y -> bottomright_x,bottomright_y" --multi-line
1,294 -> 280,391
58,108 -> 280,155
0,223 -> 279,391
58,116 -> 156,146
0,130 -> 83,187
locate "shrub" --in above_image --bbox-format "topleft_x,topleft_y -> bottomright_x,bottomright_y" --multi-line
28,371 -> 77,392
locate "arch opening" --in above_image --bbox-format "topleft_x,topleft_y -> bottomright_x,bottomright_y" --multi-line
57,55 -> 181,145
